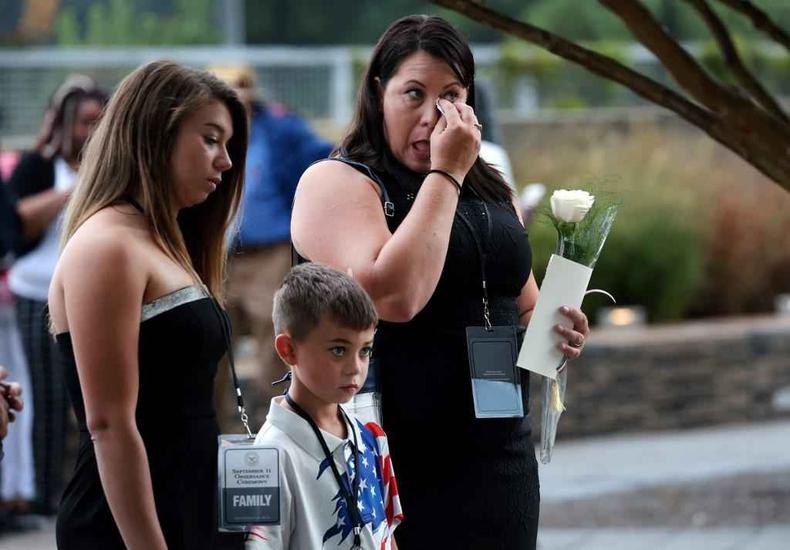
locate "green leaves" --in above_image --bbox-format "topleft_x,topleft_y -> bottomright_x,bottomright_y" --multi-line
54,0 -> 220,46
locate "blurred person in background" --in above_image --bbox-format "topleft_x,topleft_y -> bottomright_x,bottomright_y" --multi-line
0,365 -> 24,445
475,81 -> 517,191
0,366 -> 24,439
2,155 -> 26,461
6,75 -> 108,515
210,65 -> 333,424
0,155 -> 36,531
0,154 -> 20,258
0,365 -> 26,536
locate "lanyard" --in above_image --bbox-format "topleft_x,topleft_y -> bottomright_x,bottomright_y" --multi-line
210,295 -> 254,438
284,393 -> 363,549
456,201 -> 493,331
126,197 -> 254,438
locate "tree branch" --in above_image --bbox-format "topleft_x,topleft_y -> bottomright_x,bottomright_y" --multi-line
431,0 -> 716,132
600,0 -> 790,148
599,0 -> 734,114
685,0 -> 788,122
714,0 -> 790,53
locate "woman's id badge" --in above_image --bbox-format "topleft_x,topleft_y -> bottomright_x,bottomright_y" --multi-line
217,435 -> 280,532
465,325 -> 525,419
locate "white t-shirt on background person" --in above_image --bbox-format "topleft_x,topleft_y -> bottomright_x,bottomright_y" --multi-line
9,157 -> 76,302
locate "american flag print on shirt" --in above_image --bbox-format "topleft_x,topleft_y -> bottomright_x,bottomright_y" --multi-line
319,420 -> 403,547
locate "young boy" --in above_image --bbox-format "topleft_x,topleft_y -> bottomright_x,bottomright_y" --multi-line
246,263 -> 402,549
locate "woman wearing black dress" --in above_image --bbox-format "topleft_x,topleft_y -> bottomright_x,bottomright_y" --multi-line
291,16 -> 591,549
48,61 -> 247,549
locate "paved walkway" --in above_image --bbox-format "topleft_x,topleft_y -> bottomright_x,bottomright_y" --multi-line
536,419 -> 790,549
2,419 -> 788,549
538,419 -> 790,501
539,525 -> 790,549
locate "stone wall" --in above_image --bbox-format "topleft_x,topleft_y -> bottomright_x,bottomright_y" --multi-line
234,314 -> 790,439
531,315 -> 790,439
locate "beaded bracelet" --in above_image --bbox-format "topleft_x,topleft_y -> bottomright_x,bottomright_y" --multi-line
426,169 -> 462,195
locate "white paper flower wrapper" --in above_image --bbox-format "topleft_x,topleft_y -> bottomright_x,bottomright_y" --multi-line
517,255 -> 590,465
517,255 -> 592,380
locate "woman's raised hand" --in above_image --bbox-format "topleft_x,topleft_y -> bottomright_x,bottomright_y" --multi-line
430,98 -> 481,184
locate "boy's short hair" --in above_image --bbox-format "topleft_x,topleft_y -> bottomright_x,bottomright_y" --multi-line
273,263 -> 378,341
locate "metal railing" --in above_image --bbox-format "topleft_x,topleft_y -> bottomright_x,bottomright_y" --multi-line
0,46 -> 361,145
2,42 -> 786,147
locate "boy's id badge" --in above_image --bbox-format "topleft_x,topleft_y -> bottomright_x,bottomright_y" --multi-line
217,435 -> 280,531
466,326 -> 525,419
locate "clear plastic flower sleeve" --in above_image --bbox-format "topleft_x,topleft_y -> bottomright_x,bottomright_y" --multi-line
540,365 -> 567,464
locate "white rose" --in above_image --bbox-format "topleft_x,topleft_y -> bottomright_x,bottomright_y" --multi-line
550,189 -> 595,223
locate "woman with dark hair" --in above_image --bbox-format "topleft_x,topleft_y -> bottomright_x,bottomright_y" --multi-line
291,16 -> 590,548
48,60 -> 247,549
7,75 -> 108,514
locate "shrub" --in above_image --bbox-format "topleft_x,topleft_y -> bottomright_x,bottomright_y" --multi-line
510,120 -> 790,323
690,179 -> 790,316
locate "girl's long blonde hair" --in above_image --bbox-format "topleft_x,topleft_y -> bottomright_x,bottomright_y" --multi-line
62,60 -> 248,301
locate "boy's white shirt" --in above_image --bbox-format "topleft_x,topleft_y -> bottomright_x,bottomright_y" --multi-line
246,396 -> 402,549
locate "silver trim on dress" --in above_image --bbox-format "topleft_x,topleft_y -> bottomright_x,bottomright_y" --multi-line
141,285 -> 209,322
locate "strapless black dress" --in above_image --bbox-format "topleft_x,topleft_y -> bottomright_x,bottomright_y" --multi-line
55,286 -> 234,549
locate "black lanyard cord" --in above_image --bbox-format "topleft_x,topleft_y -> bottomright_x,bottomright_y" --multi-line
211,300 -> 253,438
284,393 -> 363,548
199,278 -> 253,438
457,202 -> 493,331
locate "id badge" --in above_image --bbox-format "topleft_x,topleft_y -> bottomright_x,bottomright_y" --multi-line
466,326 -> 525,419
217,435 -> 280,532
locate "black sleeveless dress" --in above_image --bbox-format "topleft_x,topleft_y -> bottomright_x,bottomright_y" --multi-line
55,286 -> 237,549
317,155 -> 540,549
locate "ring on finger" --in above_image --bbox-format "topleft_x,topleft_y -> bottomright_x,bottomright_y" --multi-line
569,338 -> 584,349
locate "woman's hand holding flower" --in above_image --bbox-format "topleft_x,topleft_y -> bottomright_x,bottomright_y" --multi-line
554,306 -> 590,360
